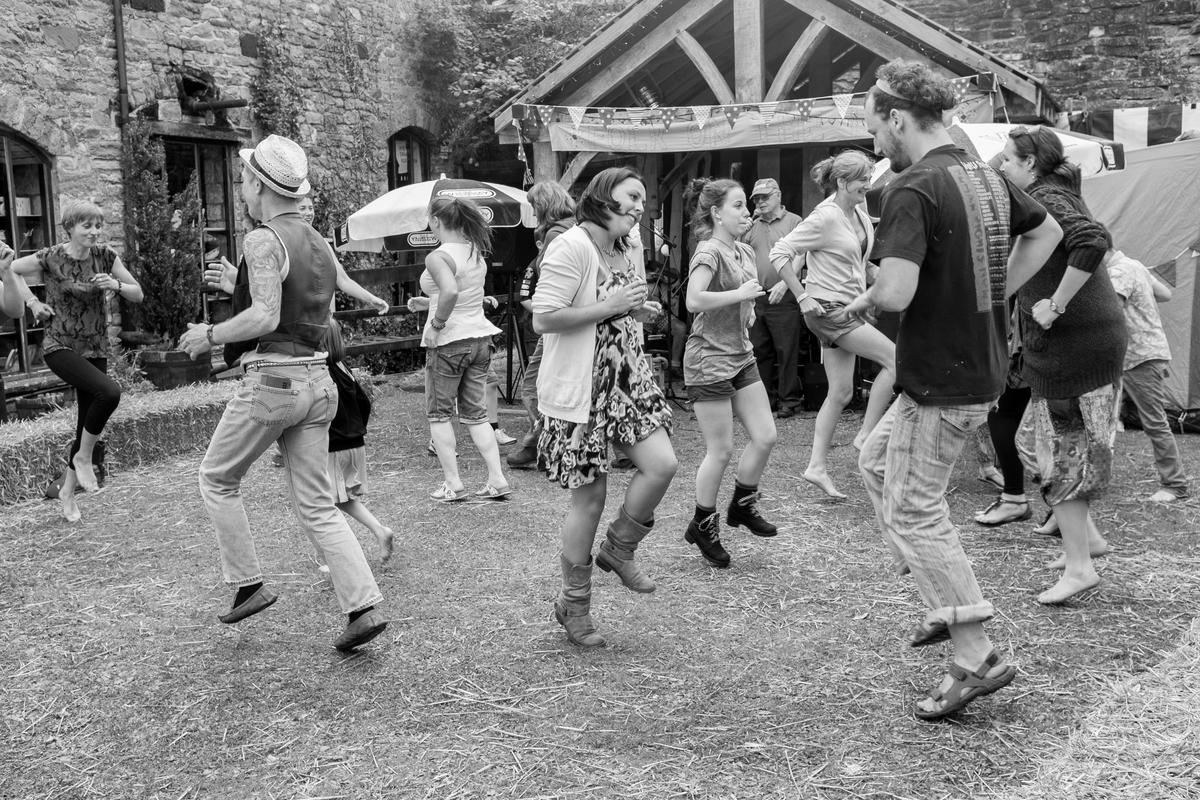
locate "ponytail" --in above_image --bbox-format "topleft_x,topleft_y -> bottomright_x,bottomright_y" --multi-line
810,150 -> 874,196
323,316 -> 346,363
429,197 -> 493,259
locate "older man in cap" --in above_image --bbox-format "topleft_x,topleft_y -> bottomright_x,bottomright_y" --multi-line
740,177 -> 804,417
179,134 -> 388,652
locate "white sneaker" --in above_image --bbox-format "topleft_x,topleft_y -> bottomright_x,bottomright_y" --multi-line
1148,489 -> 1181,503
494,428 -> 517,445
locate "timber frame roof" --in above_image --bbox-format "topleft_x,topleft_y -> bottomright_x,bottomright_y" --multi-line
493,0 -> 1058,138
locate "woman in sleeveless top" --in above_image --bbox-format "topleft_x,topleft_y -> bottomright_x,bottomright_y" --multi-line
769,151 -> 896,500
7,200 -> 143,522
680,178 -> 779,570
412,197 -> 510,502
532,167 -> 676,648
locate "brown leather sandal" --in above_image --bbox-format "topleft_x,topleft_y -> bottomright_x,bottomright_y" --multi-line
915,650 -> 1016,721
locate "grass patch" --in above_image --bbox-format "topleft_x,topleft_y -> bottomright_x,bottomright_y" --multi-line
1,377 -> 1198,798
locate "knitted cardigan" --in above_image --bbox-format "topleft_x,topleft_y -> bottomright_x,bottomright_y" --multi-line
1018,173 -> 1127,399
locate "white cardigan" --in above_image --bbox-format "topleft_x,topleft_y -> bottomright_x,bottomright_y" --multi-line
531,226 -> 604,424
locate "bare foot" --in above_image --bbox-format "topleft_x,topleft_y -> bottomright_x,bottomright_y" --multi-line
1037,571 -> 1100,604
1033,513 -> 1059,536
1045,540 -> 1109,570
375,526 -> 395,564
61,491 -> 81,523
72,454 -> 99,492
803,470 -> 847,500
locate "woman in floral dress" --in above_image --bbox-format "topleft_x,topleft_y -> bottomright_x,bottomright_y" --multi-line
532,167 -> 677,648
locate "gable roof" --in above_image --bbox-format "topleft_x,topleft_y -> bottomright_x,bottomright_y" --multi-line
493,0 -> 1057,138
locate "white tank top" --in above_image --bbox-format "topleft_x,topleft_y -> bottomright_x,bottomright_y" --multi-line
419,242 -> 502,346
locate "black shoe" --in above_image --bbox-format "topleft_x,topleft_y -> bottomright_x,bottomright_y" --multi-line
775,407 -> 795,419
507,446 -> 538,469
726,491 -> 778,537
685,513 -> 731,568
334,609 -> 389,651
218,586 -> 278,624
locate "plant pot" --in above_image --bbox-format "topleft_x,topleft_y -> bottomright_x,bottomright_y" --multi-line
137,349 -> 212,390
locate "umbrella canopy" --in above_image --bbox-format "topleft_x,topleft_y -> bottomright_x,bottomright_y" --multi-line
338,176 -> 536,253
871,122 -> 1124,188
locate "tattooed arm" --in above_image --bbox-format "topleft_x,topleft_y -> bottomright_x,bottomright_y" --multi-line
178,228 -> 284,358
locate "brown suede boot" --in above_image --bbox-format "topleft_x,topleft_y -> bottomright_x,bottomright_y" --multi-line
554,553 -> 606,648
595,506 -> 656,593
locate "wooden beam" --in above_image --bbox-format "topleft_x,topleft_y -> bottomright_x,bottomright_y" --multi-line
532,142 -> 559,183
562,0 -> 726,107
493,0 -> 671,128
853,55 -> 886,92
765,21 -> 829,101
559,151 -> 598,188
660,151 -> 707,196
732,0 -> 764,102
776,0 -> 937,71
849,0 -> 1044,109
674,31 -> 736,106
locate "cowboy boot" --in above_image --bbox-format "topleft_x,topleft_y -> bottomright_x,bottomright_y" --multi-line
554,553 -> 606,648
595,506 -> 656,593
726,481 -> 778,537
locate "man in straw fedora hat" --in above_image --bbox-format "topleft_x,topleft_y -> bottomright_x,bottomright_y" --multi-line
179,134 -> 389,652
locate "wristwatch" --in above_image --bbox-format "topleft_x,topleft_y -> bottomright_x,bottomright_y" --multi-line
797,293 -> 809,303
206,324 -> 217,346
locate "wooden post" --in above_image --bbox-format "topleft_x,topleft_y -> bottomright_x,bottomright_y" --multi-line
642,153 -> 662,220
532,142 -> 559,183
732,0 -> 764,102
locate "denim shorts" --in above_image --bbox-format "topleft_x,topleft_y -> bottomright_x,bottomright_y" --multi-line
686,360 -> 761,402
425,336 -> 492,424
803,300 -> 863,348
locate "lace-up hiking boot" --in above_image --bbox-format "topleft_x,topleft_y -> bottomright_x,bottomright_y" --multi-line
685,512 -> 730,568
726,485 -> 778,537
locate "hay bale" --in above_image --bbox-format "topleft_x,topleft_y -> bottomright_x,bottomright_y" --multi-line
0,382 -> 235,505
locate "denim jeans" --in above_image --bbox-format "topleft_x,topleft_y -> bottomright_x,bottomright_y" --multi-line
1124,360 -> 1189,496
425,336 -> 492,424
859,392 -> 995,625
519,337 -> 544,450
199,361 -> 382,614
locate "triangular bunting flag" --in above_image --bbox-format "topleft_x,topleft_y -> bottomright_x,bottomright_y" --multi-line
833,93 -> 853,120
796,99 -> 813,120
598,108 -> 616,127
567,106 -> 586,129
723,105 -> 741,129
662,107 -> 678,131
759,102 -> 776,126
692,105 -> 710,129
528,106 -> 543,127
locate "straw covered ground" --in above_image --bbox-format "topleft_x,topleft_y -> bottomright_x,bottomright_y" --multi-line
2,373 -> 1198,799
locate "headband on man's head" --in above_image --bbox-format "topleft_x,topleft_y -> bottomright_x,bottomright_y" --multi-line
873,78 -> 941,114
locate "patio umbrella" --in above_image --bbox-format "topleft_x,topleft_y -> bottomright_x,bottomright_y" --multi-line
337,175 -> 536,253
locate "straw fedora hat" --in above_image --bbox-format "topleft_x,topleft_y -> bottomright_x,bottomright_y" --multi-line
238,134 -> 311,198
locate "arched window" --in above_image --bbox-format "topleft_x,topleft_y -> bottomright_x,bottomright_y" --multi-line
0,127 -> 54,381
388,127 -> 432,188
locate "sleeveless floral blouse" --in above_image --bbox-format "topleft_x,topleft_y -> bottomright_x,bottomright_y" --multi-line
36,244 -> 117,358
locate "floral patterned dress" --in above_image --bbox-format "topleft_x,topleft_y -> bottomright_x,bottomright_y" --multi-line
539,265 -> 672,489
37,244 -> 117,359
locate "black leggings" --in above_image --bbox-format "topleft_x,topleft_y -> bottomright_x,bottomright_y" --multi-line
988,384 -> 1032,496
44,351 -> 120,463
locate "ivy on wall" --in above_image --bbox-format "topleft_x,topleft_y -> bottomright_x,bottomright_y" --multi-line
248,22 -> 301,140
403,0 -> 626,170
120,116 -> 202,344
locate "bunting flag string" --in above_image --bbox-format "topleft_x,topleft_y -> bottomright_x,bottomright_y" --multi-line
510,73 -> 993,135
511,119 -> 533,188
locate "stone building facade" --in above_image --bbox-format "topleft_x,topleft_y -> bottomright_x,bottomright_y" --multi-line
907,0 -> 1200,109
0,0 -> 439,256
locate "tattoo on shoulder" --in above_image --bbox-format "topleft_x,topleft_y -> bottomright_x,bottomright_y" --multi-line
244,229 -> 283,317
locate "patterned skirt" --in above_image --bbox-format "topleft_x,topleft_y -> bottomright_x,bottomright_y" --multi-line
1021,383 -> 1121,506
539,318 -> 672,489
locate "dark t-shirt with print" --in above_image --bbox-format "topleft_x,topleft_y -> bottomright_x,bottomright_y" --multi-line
872,144 -> 1047,406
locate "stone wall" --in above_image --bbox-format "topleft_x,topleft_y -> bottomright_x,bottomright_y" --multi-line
0,0 -> 438,246
906,0 -> 1200,109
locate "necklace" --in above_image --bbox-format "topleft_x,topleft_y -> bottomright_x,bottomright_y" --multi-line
581,225 -> 620,259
